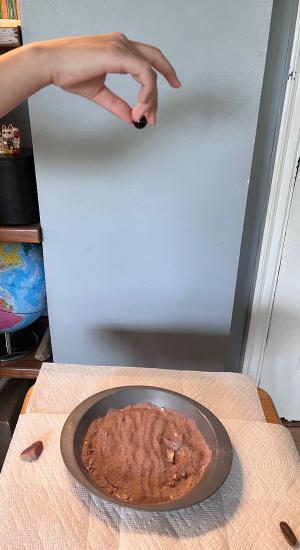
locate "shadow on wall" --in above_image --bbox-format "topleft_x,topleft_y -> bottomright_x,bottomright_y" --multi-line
33,85 -> 245,169
91,327 -> 229,372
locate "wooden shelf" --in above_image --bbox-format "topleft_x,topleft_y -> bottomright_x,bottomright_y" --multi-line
0,224 -> 42,243
0,19 -> 20,28
0,318 -> 51,379
0,20 -> 21,50
0,352 -> 42,378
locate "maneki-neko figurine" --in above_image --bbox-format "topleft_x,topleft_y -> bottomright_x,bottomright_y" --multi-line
0,125 -> 21,155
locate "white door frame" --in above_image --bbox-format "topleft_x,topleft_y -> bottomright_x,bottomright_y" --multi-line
242,5 -> 300,383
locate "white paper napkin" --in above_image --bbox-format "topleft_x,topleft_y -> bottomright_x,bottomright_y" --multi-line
27,363 -> 265,422
0,413 -> 299,549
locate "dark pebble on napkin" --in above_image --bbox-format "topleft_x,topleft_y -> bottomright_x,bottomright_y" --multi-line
20,440 -> 43,462
280,522 -> 298,547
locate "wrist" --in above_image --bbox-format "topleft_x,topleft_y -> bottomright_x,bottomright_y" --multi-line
23,41 -> 53,88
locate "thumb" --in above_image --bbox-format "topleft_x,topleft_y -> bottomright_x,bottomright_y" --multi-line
90,85 -> 133,124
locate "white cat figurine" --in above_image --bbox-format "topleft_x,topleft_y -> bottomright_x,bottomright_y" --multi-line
1,125 -> 21,155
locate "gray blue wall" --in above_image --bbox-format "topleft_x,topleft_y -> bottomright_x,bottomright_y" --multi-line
21,0 -> 272,369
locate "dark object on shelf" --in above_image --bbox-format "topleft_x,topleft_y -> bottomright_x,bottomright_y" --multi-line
0,329 -> 38,362
35,326 -> 52,361
0,20 -> 21,52
133,116 -> 147,129
0,148 -> 40,225
0,378 -> 33,471
0,317 -> 51,379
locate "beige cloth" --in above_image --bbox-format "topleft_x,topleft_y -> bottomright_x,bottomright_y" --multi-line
0,412 -> 299,550
26,362 -> 265,421
1,363 -> 299,548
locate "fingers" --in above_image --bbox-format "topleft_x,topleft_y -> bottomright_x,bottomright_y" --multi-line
77,35 -> 180,126
135,63 -> 157,106
131,99 -> 156,125
90,85 -> 132,123
132,41 -> 181,88
93,82 -> 156,126
130,62 -> 158,122
146,102 -> 158,126
126,40 -> 180,124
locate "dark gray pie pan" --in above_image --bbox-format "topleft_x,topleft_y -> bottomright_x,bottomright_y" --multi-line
60,385 -> 232,512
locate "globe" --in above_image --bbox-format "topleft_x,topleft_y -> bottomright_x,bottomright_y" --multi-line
0,242 -> 46,334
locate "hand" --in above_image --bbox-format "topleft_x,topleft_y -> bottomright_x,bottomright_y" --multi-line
44,33 -> 181,125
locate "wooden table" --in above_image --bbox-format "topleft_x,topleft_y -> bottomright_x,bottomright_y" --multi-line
257,388 -> 281,424
21,385 -> 281,423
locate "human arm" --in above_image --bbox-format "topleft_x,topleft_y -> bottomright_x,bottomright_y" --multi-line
0,33 -> 181,124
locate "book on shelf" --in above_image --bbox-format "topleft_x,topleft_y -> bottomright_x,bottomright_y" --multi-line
0,0 -> 19,20
0,0 -> 21,50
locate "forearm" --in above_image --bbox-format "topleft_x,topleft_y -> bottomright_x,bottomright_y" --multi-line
0,43 -> 51,117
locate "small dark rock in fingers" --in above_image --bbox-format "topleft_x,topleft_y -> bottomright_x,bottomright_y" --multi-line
133,116 -> 147,129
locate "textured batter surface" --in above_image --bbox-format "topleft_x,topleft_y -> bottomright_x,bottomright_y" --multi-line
81,402 -> 212,504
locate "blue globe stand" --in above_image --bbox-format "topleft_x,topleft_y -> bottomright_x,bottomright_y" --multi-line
0,241 -> 46,361
0,329 -> 38,362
